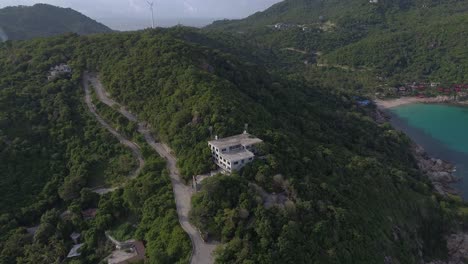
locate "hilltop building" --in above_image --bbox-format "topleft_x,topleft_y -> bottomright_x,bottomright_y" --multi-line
208,132 -> 263,172
48,63 -> 72,81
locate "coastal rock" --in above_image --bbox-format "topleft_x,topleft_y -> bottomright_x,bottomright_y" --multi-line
412,144 -> 458,196
428,172 -> 453,183
432,159 -> 446,172
432,183 -> 446,196
414,145 -> 426,156
373,108 -> 389,124
426,233 -> 468,264
418,159 -> 433,172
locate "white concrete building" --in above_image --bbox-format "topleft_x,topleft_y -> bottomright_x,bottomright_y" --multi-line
208,132 -> 262,172
48,63 -> 72,81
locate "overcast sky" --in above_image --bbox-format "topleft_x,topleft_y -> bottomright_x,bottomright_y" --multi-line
0,0 -> 282,19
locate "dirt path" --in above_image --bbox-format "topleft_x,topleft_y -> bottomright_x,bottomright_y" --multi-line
83,75 -> 145,195
282,47 -> 308,54
84,72 -> 217,264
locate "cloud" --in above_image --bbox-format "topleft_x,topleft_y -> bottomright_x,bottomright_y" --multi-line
128,0 -> 145,12
183,0 -> 198,15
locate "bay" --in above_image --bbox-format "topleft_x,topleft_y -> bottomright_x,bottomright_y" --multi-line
389,103 -> 468,199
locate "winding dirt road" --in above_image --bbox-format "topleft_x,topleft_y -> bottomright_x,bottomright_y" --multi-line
83,72 -> 217,264
83,76 -> 145,195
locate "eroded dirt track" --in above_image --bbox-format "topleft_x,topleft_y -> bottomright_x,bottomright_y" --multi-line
83,72 -> 217,264
83,75 -> 145,195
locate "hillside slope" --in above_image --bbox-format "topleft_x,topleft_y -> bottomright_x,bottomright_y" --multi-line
76,29 -> 462,263
0,4 -> 111,41
206,0 -> 468,84
0,27 -> 466,263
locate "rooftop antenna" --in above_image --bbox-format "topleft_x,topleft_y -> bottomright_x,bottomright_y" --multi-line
209,126 -> 213,139
147,1 -> 155,29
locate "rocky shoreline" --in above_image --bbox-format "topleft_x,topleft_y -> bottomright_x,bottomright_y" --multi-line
427,233 -> 468,264
412,145 -> 459,196
371,103 -> 466,264
372,107 -> 459,196
414,147 -> 468,264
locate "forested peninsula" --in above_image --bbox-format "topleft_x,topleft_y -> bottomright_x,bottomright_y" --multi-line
1,0 -> 468,263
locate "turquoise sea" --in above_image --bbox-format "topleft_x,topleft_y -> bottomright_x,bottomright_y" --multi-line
389,103 -> 468,199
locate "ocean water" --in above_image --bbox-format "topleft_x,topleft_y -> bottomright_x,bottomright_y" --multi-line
389,103 -> 468,199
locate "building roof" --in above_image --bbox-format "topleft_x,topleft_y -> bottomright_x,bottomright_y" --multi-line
133,241 -> 145,259
26,225 -> 39,235
67,243 -> 84,258
220,149 -> 255,162
82,208 -> 98,219
70,232 -> 81,242
208,133 -> 262,149
107,241 -> 145,264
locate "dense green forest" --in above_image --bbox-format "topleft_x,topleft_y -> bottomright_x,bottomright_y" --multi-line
0,4 -> 111,41
1,0 -> 468,263
0,34 -> 190,263
207,0 -> 468,89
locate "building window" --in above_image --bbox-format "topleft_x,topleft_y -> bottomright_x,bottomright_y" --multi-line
229,144 -> 242,150
216,149 -> 219,152
228,162 -> 231,165
234,161 -> 239,165
249,157 -> 253,161
222,148 -> 227,152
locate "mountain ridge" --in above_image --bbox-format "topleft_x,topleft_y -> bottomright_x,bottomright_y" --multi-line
0,4 -> 111,41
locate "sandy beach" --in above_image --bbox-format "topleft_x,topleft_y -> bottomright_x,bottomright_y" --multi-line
375,96 -> 454,109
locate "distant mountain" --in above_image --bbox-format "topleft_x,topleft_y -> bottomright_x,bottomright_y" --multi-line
207,0 -> 386,31
207,0 -> 462,31
0,4 -> 112,41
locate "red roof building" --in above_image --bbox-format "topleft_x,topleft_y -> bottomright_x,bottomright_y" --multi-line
81,208 -> 97,220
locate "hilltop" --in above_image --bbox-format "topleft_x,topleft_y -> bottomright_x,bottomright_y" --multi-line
0,4 -> 111,41
0,27 -> 466,263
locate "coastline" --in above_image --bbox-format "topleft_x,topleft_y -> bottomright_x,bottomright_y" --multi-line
372,100 -> 461,197
375,97 -> 468,263
412,145 -> 459,197
374,96 -> 455,109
